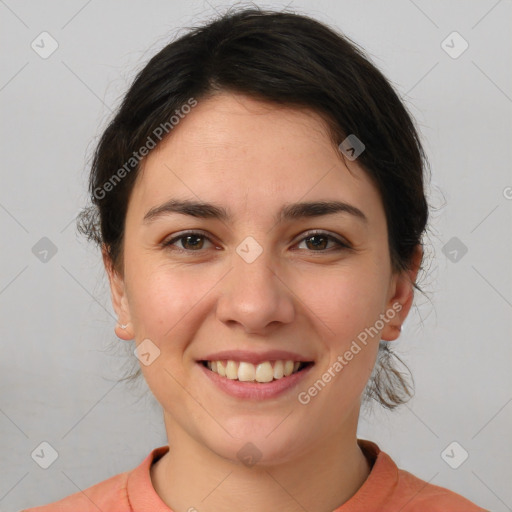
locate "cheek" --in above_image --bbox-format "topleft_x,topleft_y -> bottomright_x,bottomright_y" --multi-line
128,264 -> 217,408
296,263 -> 389,347
126,260 -> 216,347
294,268 -> 385,415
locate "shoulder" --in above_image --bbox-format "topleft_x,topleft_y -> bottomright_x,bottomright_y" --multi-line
20,446 -> 170,512
353,440 -> 488,512
20,471 -> 130,512
395,467 -> 489,511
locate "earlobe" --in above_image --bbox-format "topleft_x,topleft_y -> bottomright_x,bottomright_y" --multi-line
381,244 -> 423,341
114,321 -> 133,341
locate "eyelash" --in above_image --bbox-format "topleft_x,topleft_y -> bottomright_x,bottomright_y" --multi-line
161,230 -> 351,254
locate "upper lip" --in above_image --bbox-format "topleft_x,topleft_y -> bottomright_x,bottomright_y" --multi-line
199,349 -> 314,365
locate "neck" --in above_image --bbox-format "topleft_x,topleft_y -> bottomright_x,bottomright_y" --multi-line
151,412 -> 371,512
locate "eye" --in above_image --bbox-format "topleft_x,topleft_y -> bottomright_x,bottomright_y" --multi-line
295,230 -> 351,252
161,229 -> 351,254
162,231 -> 216,252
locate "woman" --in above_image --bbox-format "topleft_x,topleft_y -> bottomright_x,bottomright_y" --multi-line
24,7 -> 487,512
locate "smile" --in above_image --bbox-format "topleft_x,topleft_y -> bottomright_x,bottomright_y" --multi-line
201,359 -> 313,383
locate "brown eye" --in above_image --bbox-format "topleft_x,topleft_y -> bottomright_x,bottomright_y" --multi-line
162,230 -> 350,254
297,231 -> 350,252
303,234 -> 329,250
162,231 -> 214,252
180,234 -> 205,250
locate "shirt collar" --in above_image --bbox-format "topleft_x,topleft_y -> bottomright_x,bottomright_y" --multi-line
126,439 -> 398,511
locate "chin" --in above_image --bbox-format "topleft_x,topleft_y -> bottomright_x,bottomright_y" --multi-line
205,416 -> 312,468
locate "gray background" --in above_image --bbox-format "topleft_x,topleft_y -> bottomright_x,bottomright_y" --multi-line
1,1 -> 511,511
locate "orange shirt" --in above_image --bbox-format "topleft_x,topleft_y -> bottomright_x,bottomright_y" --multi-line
22,439 -> 488,511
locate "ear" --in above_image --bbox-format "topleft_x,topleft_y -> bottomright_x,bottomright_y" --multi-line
102,245 -> 134,340
381,244 -> 423,341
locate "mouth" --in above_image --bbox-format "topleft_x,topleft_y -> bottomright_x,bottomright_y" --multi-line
199,359 -> 314,383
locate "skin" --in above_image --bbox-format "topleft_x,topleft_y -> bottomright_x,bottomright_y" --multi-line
104,92 -> 422,512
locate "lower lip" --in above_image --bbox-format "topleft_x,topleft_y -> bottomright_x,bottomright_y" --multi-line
198,362 -> 314,400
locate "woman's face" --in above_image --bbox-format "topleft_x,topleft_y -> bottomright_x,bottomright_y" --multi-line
106,92 -> 417,464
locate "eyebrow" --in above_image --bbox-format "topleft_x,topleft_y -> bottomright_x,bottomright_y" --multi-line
143,198 -> 368,225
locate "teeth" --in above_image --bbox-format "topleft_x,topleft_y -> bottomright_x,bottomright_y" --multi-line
217,360 -> 226,377
284,360 -> 294,376
273,360 -> 284,379
205,359 -> 307,383
255,362 -> 274,383
238,362 -> 255,382
226,360 -> 238,380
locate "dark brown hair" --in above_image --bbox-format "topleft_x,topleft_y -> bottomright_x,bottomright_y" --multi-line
78,6 -> 430,409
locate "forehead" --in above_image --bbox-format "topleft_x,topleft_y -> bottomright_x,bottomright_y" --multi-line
127,92 -> 384,226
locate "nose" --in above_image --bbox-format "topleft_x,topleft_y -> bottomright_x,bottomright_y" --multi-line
215,245 -> 296,335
